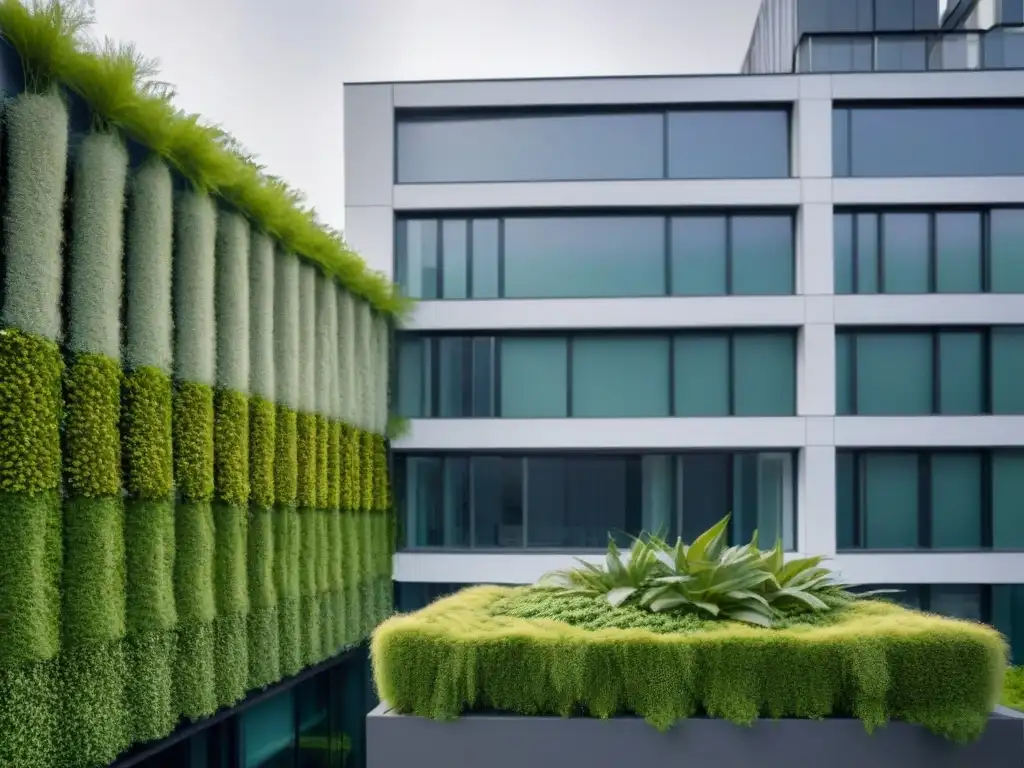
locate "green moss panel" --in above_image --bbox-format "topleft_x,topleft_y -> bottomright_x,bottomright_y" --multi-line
123,155 -> 177,745
340,425 -> 361,646
337,291 -> 357,429
297,413 -> 322,665
62,355 -> 129,764
274,407 -> 300,677
213,389 -> 250,707
358,431 -> 376,633
248,396 -> 279,689
173,382 -> 217,719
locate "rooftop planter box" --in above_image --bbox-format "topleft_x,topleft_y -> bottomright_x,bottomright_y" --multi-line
369,519 -> 1017,767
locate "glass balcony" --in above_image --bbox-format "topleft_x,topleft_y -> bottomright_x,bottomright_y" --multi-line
795,27 -> 1024,73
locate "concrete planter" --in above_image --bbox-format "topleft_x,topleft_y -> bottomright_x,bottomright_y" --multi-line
368,703 -> 1024,768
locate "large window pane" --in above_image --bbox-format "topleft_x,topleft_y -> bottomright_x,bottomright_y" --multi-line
856,213 -> 879,293
437,337 -> 471,417
242,689 -> 295,767
670,216 -> 726,296
442,458 -> 470,548
836,333 -> 853,415
993,451 -> 1024,550
992,327 -> 1024,414
503,216 -> 665,299
396,112 -> 664,183
731,215 -> 793,295
881,213 -> 929,294
673,335 -> 729,416
524,457 -> 566,547
395,220 -> 438,299
396,336 -> 426,417
441,220 -> 468,299
838,105 -> 1024,177
855,333 -> 932,415
834,213 -> 854,294
471,219 -> 500,298
471,338 -> 495,417
930,585 -> 984,622
472,457 -> 524,548
565,457 -> 638,548
938,331 -> 984,415
679,454 -> 730,543
499,338 -> 567,417
861,453 -> 919,548
836,451 -> 856,549
641,455 -> 674,538
732,453 -> 792,548
667,109 -> 789,179
296,676 -> 330,768
404,457 -> 442,548
992,585 -> 1024,664
572,337 -> 670,417
931,453 -> 983,549
936,212 -> 983,293
992,209 -> 1024,293
732,332 -> 795,416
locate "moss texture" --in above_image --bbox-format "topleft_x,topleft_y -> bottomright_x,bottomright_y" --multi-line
374,587 -> 1008,743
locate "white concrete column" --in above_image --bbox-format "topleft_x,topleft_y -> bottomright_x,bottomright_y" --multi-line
798,323 -> 836,416
797,202 -> 835,296
798,445 -> 837,556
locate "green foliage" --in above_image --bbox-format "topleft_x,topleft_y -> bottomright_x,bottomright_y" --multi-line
124,630 -> 175,742
542,515 -> 876,628
296,413 -> 317,509
64,354 -> 122,498
1004,667 -> 1024,710
274,509 -> 301,677
341,512 -> 359,647
327,510 -> 344,648
62,497 -> 125,645
174,381 -> 215,503
215,389 -> 250,507
59,642 -> 128,766
249,396 -> 275,509
274,407 -> 297,507
373,586 -> 1007,743
174,502 -> 215,719
0,0 -> 407,317
299,510 -> 322,665
0,660 -> 58,766
359,432 -> 374,513
122,367 -> 173,500
247,506 -> 279,690
0,490 -> 62,666
327,420 -> 341,511
315,415 -> 329,509
0,329 -> 62,494
214,503 -> 248,706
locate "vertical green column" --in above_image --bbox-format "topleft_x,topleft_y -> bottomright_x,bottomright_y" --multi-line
274,252 -> 301,677
172,188 -> 218,719
0,91 -> 66,767
316,274 -> 340,657
354,302 -> 375,635
371,313 -> 392,622
62,128 -> 130,764
297,263 -> 322,666
213,209 -> 250,707
123,157 -> 177,744
338,291 -> 360,645
248,231 -> 279,689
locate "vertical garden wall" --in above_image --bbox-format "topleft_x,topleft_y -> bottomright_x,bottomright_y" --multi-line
0,2 -> 401,766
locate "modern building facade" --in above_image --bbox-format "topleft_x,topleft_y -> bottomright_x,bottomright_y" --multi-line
344,0 -> 1024,661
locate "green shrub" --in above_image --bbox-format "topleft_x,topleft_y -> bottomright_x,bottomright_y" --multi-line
373,586 -> 1007,743
0,660 -> 58,766
1003,667 -> 1024,711
59,642 -> 128,765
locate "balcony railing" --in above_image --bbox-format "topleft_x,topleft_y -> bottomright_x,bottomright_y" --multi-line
795,27 -> 1024,74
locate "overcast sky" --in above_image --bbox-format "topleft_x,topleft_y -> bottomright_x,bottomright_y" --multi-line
91,0 -> 763,232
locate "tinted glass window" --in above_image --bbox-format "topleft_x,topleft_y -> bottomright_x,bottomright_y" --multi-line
991,327 -> 1024,414
938,331 -> 984,415
395,220 -> 438,299
861,453 -> 920,548
670,216 -> 727,296
881,213 -> 929,294
673,334 -> 730,417
731,215 -> 793,294
667,109 -> 790,179
855,333 -> 933,415
834,213 -> 854,294
991,209 -> 1024,293
471,219 -> 500,298
993,452 -> 1024,549
936,212 -> 982,293
441,220 -> 468,299
472,457 -> 524,547
931,453 -> 982,549
396,112 -> 664,183
835,105 -> 1024,177
503,216 -> 665,299
732,332 -> 795,416
499,337 -> 568,418
572,336 -> 671,417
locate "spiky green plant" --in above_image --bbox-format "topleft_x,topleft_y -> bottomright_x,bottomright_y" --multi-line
540,515 -> 894,627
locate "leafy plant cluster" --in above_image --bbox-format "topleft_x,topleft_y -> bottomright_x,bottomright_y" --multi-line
541,514 -> 889,627
0,0 -> 408,316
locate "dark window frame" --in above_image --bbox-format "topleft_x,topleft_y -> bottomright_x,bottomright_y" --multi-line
394,328 -> 798,420
395,209 -> 797,301
836,325 -> 1024,416
394,104 -> 793,185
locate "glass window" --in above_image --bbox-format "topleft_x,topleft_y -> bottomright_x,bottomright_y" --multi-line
441,220 -> 468,299
731,215 -> 793,295
931,585 -> 984,622
673,334 -> 729,416
404,456 -> 442,548
641,455 -> 674,538
855,213 -> 879,293
296,676 -> 330,768
572,336 -> 670,417
993,451 -> 1024,550
241,689 -> 295,767
836,105 -> 1024,177
471,219 -> 500,298
499,337 -> 567,417
566,457 -> 639,548
437,337 -> 471,417
524,457 -> 567,547
992,327 -> 1024,414
834,213 -> 854,294
836,333 -> 853,415
992,585 -> 1024,664
395,220 -> 438,299
936,212 -> 982,293
472,457 -> 523,548
881,213 -> 929,294
670,216 -> 726,296
396,112 -> 664,183
732,453 -> 793,549
396,337 -> 426,418
875,37 -> 927,71
679,454 -> 730,543
442,458 -> 470,548
666,109 -> 790,179
861,453 -> 919,549
836,451 -> 856,549
833,107 -> 850,177
991,209 -> 1024,293
854,333 -> 932,415
471,338 -> 495,418
503,216 -> 665,299
938,331 -> 984,415
931,453 -> 983,549
732,332 -> 795,416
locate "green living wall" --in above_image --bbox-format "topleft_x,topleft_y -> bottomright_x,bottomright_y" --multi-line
0,3 -> 398,766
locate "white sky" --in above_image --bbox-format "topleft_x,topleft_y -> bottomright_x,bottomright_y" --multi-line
91,0 -> 762,232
